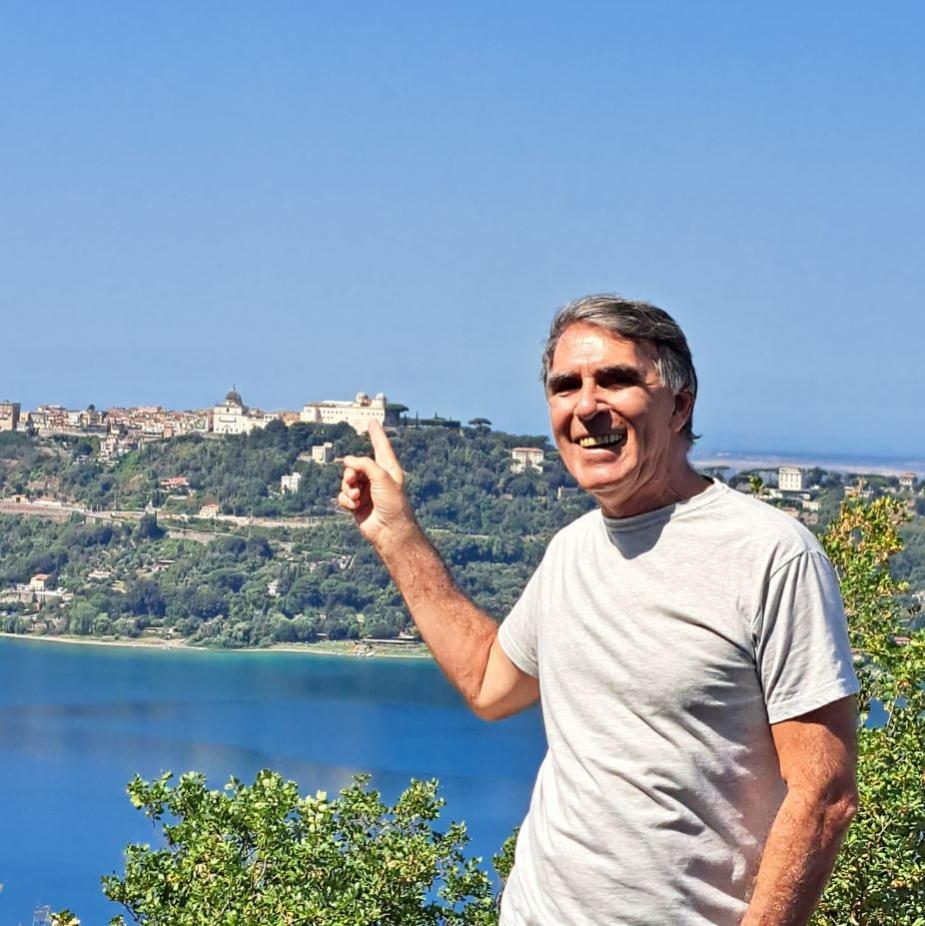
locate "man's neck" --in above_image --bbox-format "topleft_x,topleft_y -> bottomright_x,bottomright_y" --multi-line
598,463 -> 711,520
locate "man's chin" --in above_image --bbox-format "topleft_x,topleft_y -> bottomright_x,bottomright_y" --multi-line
579,476 -> 633,506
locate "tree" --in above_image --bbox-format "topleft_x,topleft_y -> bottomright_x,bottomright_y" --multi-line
98,771 -> 502,926
812,490 -> 925,923
468,418 -> 492,432
135,512 -> 164,541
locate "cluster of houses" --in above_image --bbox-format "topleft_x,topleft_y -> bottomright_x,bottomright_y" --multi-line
740,465 -> 921,525
0,572 -> 72,607
0,390 -> 399,460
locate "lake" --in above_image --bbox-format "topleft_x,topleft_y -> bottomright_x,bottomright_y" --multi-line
0,638 -> 546,924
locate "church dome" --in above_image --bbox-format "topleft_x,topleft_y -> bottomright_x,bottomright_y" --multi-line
224,387 -> 244,407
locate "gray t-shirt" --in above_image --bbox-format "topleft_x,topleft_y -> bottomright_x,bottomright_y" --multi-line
497,480 -> 858,926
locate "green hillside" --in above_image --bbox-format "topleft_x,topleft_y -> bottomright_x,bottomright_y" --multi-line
0,425 -> 594,647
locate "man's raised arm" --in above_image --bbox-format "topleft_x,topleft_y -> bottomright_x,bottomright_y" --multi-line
338,420 -> 539,721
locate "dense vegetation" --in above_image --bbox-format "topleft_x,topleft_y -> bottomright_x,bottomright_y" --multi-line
0,425 -> 593,646
1,427 -> 922,647
813,493 -> 925,923
95,772 -> 515,926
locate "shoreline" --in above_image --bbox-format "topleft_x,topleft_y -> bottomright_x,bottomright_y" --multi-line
0,630 -> 433,661
692,451 -> 924,478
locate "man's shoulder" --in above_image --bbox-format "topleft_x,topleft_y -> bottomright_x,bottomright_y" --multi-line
704,482 -> 823,561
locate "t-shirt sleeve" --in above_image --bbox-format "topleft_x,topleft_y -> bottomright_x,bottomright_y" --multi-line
753,550 -> 859,724
497,560 -> 544,678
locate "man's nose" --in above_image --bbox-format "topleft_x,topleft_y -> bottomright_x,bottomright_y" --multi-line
575,379 -> 600,418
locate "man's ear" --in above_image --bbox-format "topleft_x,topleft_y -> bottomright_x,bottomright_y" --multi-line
671,390 -> 693,434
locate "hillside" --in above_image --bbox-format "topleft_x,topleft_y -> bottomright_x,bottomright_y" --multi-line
1,425 -> 921,648
0,424 -> 594,647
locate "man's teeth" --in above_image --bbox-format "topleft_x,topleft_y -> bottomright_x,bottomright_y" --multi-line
578,432 -> 626,448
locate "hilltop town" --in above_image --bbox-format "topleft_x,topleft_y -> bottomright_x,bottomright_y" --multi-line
0,389 -> 416,457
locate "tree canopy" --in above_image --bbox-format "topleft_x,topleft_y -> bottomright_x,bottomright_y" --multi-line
101,771 -> 512,926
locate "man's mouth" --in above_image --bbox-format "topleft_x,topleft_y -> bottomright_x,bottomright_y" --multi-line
577,430 -> 626,449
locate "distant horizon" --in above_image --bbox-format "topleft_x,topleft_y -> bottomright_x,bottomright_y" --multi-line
689,447 -> 925,477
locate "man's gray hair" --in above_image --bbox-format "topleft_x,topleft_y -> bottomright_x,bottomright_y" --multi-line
542,294 -> 700,443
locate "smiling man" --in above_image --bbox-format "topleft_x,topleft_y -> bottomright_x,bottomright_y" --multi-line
339,294 -> 859,926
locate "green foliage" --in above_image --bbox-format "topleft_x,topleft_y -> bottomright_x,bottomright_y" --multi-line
135,512 -> 165,541
101,771 -> 502,926
813,490 -> 925,924
0,426 -> 598,646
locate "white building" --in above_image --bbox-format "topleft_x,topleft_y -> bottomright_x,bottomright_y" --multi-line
311,442 -> 335,465
899,472 -> 917,492
778,467 -> 805,492
280,472 -> 302,494
511,447 -> 545,474
300,392 -> 390,434
212,388 -> 276,435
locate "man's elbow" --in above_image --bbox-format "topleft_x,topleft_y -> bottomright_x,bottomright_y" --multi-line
786,774 -> 858,837
469,696 -> 513,723
827,784 -> 859,833
811,778 -> 859,837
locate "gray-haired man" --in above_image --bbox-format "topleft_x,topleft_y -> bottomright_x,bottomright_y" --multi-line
340,294 -> 858,925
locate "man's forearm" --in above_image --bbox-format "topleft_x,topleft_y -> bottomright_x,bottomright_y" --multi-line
740,786 -> 855,925
373,517 -> 498,706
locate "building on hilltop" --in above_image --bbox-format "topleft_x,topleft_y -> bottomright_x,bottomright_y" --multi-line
278,410 -> 301,427
778,466 -> 805,492
212,387 -> 278,435
212,388 -> 250,435
0,400 -> 20,431
76,405 -> 108,434
511,447 -> 545,474
30,404 -> 72,433
300,392 -> 397,434
899,472 -> 917,492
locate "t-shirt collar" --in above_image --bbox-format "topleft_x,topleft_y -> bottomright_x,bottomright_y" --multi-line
601,478 -> 723,535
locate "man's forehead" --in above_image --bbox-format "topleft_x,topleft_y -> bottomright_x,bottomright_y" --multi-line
550,322 -> 660,370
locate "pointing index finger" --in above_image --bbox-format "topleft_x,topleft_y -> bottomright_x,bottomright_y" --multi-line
368,419 -> 402,480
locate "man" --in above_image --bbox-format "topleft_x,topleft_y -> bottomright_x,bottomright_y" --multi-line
339,294 -> 858,925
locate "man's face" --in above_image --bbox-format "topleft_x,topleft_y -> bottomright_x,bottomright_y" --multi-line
546,322 -> 691,517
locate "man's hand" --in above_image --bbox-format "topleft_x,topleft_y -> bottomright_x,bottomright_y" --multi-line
339,420 -> 414,547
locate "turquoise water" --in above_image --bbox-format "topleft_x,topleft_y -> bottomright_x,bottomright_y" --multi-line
0,638 -> 546,924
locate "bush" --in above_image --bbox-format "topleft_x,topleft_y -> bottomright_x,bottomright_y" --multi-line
813,491 -> 925,923
101,771 -> 503,926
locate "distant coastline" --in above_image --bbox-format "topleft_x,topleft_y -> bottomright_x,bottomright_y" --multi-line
692,449 -> 925,478
0,631 -> 432,661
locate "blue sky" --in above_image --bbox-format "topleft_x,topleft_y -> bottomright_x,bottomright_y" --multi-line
1,2 -> 922,455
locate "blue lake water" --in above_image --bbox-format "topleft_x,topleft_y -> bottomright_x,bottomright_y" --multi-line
0,638 -> 546,924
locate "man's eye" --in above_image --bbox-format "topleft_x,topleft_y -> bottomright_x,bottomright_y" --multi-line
551,379 -> 580,394
598,373 -> 638,390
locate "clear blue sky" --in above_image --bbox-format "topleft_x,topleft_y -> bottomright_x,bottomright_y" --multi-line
1,2 -> 922,455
